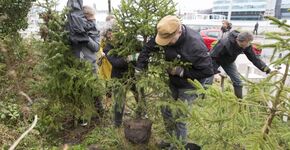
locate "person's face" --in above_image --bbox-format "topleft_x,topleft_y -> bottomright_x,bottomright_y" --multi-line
106,31 -> 113,40
237,39 -> 251,49
167,29 -> 182,46
222,21 -> 228,28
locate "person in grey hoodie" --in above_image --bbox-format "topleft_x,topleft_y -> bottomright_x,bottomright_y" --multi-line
80,5 -> 100,73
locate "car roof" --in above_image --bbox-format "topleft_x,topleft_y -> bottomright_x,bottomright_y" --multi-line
200,29 -> 220,32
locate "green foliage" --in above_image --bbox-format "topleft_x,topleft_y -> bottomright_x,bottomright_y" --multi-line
0,101 -> 20,122
109,0 -> 176,119
0,0 -> 35,36
0,32 -> 44,150
32,0 -> 104,138
82,127 -> 125,149
112,0 -> 176,55
179,17 -> 290,149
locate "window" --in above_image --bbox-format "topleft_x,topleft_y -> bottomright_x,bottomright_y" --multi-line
206,31 -> 219,38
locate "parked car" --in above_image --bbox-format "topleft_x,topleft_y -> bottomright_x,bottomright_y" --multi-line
200,29 -> 219,51
200,29 -> 262,56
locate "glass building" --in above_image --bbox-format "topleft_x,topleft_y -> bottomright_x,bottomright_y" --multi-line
281,0 -> 290,19
212,0 -> 290,20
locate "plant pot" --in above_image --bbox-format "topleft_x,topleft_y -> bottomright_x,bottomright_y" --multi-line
123,118 -> 152,144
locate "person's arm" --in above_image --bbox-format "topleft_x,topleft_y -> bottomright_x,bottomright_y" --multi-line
103,44 -> 128,69
85,36 -> 100,52
136,38 -> 159,70
244,46 -> 271,73
183,38 -> 214,79
210,39 -> 225,59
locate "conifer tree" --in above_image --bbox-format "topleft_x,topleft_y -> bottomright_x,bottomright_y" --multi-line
32,0 -> 104,135
180,17 -> 290,149
110,0 -> 177,118
0,0 -> 35,37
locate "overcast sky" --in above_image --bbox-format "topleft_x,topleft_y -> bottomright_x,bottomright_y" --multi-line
58,0 -> 213,11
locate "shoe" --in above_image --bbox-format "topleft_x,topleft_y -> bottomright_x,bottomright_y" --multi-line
157,141 -> 171,149
185,142 -> 201,150
79,119 -> 88,127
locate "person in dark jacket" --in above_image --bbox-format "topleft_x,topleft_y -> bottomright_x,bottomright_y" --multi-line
136,15 -> 213,149
103,35 -> 141,127
253,22 -> 259,35
209,30 -> 271,98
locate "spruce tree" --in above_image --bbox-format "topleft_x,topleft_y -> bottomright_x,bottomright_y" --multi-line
181,17 -> 290,149
110,0 -> 177,118
0,0 -> 35,37
32,0 -> 104,136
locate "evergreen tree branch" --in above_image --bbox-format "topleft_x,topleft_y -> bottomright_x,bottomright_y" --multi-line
262,58 -> 289,136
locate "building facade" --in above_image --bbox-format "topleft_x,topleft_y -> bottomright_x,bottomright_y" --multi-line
212,0 -> 290,20
281,0 -> 290,19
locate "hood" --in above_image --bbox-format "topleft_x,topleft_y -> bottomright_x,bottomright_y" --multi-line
228,30 -> 239,43
67,0 -> 83,11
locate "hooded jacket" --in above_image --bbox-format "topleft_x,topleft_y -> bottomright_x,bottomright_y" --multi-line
210,30 -> 269,73
67,0 -> 100,73
136,25 -> 214,89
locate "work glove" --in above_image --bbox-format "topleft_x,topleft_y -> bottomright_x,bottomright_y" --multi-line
167,66 -> 184,77
264,66 -> 271,74
127,53 -> 140,62
135,67 -> 142,76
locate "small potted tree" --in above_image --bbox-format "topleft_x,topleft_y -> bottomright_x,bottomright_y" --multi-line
111,0 -> 176,144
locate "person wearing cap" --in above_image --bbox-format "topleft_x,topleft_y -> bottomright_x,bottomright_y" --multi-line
136,15 -> 214,149
209,30 -> 271,99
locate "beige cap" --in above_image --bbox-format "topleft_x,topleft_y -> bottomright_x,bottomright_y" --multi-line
155,15 -> 181,46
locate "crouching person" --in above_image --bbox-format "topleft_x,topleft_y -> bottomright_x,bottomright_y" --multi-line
136,15 -> 214,149
208,31 -> 271,99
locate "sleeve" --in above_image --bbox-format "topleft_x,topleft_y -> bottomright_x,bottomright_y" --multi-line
136,37 -> 159,70
104,44 -> 128,69
183,37 -> 214,79
244,46 -> 269,72
210,39 -> 225,59
85,36 -> 100,52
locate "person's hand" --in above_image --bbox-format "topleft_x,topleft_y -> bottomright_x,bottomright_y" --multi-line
127,53 -> 140,62
134,67 -> 143,79
214,74 -> 221,83
101,52 -> 106,57
167,66 -> 184,77
264,66 -> 271,74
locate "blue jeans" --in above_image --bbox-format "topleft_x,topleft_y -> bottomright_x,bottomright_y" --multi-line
161,85 -> 198,142
208,60 -> 243,87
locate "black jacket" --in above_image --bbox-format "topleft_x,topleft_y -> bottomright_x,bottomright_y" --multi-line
136,25 -> 214,88
104,43 -> 129,78
210,30 -> 268,72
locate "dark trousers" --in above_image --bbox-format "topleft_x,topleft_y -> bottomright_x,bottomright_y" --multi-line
207,60 -> 243,98
113,83 -> 145,127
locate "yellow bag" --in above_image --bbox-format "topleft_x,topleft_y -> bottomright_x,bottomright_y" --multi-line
97,47 -> 112,80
